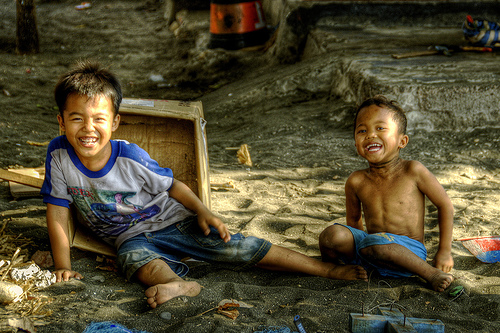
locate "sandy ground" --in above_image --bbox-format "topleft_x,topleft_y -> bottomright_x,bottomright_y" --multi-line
1,0 -> 500,332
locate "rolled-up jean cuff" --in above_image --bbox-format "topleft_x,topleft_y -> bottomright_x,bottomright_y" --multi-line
117,250 -> 189,281
117,216 -> 273,281
230,238 -> 272,271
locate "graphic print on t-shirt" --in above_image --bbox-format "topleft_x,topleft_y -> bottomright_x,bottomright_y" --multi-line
70,186 -> 160,242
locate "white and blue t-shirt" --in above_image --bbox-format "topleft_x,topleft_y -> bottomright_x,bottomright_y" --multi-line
41,136 -> 194,248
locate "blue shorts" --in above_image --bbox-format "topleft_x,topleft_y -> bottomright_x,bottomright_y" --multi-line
338,224 -> 428,278
117,216 -> 272,281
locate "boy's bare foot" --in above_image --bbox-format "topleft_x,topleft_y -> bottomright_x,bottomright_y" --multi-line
145,279 -> 201,308
327,263 -> 368,281
428,271 -> 454,292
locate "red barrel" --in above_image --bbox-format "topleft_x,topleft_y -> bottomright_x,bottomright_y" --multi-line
209,0 -> 269,50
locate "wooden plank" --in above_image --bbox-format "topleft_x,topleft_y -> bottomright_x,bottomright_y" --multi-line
7,167 -> 44,198
0,168 -> 44,188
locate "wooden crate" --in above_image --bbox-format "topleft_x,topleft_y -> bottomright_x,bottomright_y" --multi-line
68,98 -> 211,256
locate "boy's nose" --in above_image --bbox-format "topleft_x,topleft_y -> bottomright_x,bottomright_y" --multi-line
366,130 -> 377,139
84,120 -> 95,131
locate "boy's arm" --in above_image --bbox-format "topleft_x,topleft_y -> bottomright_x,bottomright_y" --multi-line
46,203 -> 83,282
345,174 -> 363,230
414,162 -> 454,273
168,179 -> 231,243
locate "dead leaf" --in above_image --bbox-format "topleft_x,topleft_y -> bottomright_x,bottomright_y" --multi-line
237,144 -> 252,167
216,301 -> 241,320
217,299 -> 253,308
217,308 -> 239,320
197,299 -> 252,319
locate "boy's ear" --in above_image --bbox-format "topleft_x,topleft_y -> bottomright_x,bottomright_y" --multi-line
399,134 -> 409,148
57,114 -> 66,132
112,114 -> 120,132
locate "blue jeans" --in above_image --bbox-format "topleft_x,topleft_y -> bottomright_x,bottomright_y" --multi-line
338,224 -> 428,278
117,216 -> 272,280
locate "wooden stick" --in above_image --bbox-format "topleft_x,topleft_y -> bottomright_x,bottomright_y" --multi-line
0,169 -> 44,189
392,50 -> 439,59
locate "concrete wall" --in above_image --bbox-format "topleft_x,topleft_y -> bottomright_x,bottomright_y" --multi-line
262,0 -> 286,26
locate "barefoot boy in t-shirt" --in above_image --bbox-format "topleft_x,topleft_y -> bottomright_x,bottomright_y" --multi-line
42,60 -> 368,309
319,95 -> 454,292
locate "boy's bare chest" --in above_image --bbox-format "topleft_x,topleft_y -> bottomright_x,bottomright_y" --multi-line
356,174 -> 421,208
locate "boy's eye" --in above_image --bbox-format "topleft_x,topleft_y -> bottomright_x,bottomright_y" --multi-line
377,127 -> 384,130
357,129 -> 366,134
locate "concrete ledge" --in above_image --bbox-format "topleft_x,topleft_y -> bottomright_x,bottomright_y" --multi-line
265,0 -> 500,63
254,0 -> 500,129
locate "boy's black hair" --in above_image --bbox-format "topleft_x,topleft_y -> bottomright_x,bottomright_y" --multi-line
54,60 -> 122,116
354,95 -> 407,135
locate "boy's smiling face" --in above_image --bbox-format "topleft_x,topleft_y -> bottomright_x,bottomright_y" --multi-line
58,94 -> 120,171
354,105 -> 408,165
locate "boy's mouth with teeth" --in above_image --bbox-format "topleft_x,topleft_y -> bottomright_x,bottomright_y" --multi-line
366,143 -> 382,152
79,137 -> 98,145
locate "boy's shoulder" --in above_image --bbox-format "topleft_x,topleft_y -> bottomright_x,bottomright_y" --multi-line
345,168 -> 369,190
48,135 -> 70,150
347,167 -> 369,181
401,159 -> 430,176
113,140 -> 154,162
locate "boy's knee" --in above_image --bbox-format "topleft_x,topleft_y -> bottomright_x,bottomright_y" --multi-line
319,225 -> 349,249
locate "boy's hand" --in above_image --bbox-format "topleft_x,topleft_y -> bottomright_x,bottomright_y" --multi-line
53,269 -> 83,282
197,212 -> 231,243
433,249 -> 454,273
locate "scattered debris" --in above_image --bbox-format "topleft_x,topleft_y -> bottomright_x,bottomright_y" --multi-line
75,2 -> 92,10
159,311 -> 172,320
197,299 -> 253,320
459,236 -> 500,263
31,250 -> 53,269
96,257 -> 118,272
463,15 -> 500,48
216,301 -> 240,320
0,222 -> 53,320
449,286 -> 465,300
210,181 -> 235,191
237,144 -> 253,167
90,275 -> 105,283
294,315 -> 307,333
0,317 -> 36,333
0,281 -> 23,304
26,140 -> 50,147
149,74 -> 165,82
392,45 -> 493,59
10,263 -> 56,289
350,306 -> 445,332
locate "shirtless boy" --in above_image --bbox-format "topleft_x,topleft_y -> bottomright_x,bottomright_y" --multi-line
319,95 -> 454,292
41,60 -> 367,309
